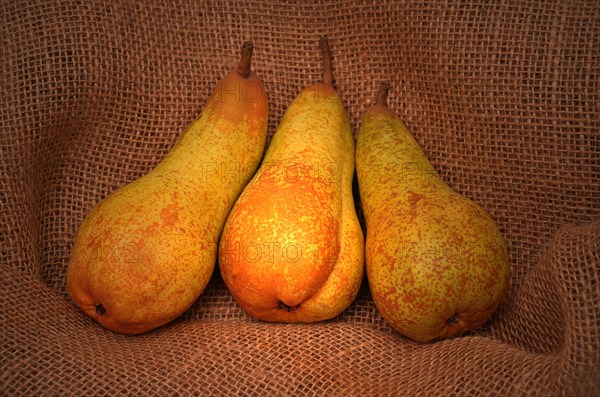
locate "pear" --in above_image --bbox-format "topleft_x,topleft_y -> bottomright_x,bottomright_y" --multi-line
218,37 -> 364,322
67,42 -> 268,334
356,82 -> 510,342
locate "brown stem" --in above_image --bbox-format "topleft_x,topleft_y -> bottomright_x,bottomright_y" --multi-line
236,41 -> 253,78
376,81 -> 390,106
319,36 -> 334,86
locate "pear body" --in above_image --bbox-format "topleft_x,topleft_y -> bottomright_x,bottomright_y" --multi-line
219,83 -> 364,322
356,103 -> 510,342
67,65 -> 268,334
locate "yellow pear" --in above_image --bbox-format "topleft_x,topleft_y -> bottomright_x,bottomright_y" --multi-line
356,82 -> 510,342
218,37 -> 364,322
67,42 -> 268,334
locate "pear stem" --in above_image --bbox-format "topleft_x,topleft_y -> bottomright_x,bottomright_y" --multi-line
236,41 -> 253,78
319,36 -> 334,87
376,81 -> 390,106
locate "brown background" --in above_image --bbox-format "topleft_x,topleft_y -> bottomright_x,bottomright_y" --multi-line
1,0 -> 599,395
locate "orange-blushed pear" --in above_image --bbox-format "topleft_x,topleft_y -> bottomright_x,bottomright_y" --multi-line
218,37 -> 364,322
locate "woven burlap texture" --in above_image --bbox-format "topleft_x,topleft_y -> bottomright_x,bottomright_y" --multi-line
1,1 -> 599,395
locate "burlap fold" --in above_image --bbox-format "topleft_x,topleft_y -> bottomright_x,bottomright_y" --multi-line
1,1 -> 598,395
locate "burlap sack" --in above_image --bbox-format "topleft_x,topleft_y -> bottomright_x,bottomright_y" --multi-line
1,1 -> 598,395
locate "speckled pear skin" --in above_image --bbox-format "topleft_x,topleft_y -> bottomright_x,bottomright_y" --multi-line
356,82 -> 510,343
66,43 -> 268,335
218,38 -> 364,323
